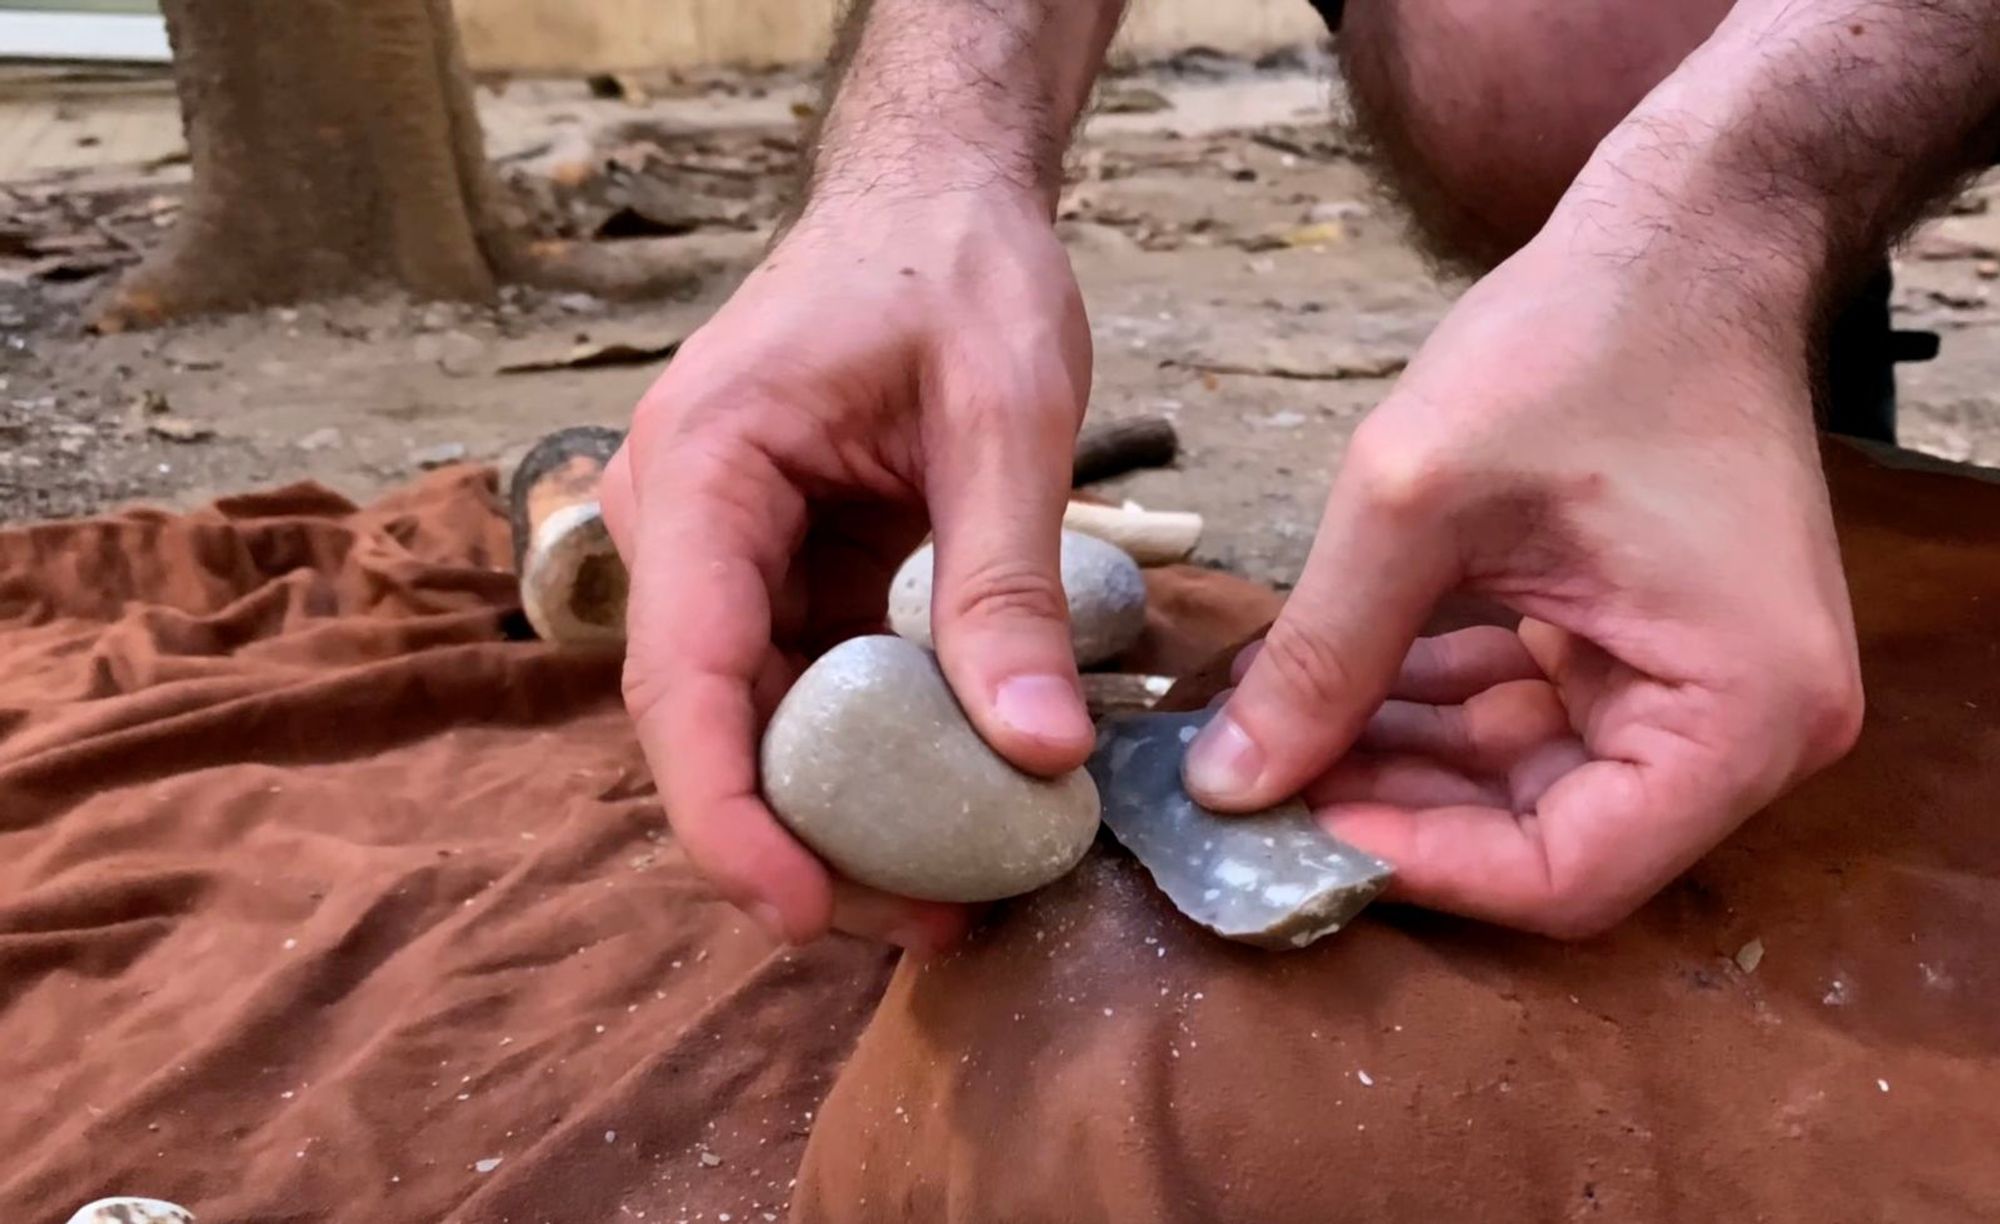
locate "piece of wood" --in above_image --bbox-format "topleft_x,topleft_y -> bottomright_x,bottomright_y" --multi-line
1072,416 -> 1178,487
1080,673 -> 1175,718
1062,499 -> 1203,566
510,425 -> 627,644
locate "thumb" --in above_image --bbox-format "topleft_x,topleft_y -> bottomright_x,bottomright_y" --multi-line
924,400 -> 1094,777
1187,450 -> 1458,810
599,441 -> 635,559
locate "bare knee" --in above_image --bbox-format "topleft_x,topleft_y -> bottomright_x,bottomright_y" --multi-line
1341,0 -> 1735,269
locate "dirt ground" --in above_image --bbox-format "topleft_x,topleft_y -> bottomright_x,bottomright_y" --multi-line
4,53 -> 1999,588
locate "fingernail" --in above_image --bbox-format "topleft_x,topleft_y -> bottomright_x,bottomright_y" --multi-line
1185,713 -> 1264,800
993,674 -> 1093,745
746,901 -> 788,943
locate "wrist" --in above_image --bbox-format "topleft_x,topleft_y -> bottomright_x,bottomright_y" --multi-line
800,0 -> 1125,216
790,182 -> 1054,251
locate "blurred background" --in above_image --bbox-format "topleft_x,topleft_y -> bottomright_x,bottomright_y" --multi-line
2,0 -> 1995,587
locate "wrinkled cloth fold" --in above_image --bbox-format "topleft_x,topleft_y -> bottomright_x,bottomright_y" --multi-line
0,468 -> 1267,1224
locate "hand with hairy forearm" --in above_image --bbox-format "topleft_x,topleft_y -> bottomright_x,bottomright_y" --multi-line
601,0 -> 1127,951
1195,0 -> 1998,937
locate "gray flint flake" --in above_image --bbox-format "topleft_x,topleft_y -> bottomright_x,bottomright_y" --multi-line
1087,710 -> 1393,950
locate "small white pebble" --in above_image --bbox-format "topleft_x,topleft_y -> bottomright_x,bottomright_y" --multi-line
475,1157 -> 502,1173
596,1025 -> 607,1034
1878,1079 -> 1890,1093
283,938 -> 298,950
281,1091 -> 294,1100
1357,1070 -> 1374,1087
456,1093 -> 469,1101
606,1130 -> 617,1143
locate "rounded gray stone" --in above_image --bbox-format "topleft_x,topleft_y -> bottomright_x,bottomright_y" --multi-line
887,530 -> 1148,667
65,1199 -> 195,1224
760,635 -> 1100,902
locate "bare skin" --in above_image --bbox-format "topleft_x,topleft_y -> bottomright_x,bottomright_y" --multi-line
606,0 -> 2000,947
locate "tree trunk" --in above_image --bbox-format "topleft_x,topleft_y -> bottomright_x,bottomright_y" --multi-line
96,0 -> 683,330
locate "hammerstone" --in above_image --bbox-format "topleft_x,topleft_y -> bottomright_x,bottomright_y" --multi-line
760,636 -> 1100,902
887,530 -> 1148,667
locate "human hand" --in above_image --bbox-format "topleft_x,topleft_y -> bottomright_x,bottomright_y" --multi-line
599,194 -> 1096,952
1186,235 -> 1865,938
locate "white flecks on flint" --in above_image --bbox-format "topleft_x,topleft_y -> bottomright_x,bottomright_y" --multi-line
1213,859 -> 1259,889
1262,882 -> 1308,907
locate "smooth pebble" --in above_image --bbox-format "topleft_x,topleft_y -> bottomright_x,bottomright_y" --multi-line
761,636 -> 1100,901
888,530 -> 1147,666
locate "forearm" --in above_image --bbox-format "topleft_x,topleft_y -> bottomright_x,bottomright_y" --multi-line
802,0 -> 1128,215
1546,0 -> 2000,324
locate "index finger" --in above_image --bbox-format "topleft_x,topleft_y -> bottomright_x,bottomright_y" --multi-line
618,428 -> 835,943
1319,741 -> 1751,940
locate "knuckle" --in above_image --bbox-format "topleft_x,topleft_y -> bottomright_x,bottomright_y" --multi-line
1344,418 -> 1458,522
1519,837 -> 1634,942
1255,621 -> 1362,713
1526,881 -> 1633,942
1776,620 -> 1865,768
1530,902 -> 1626,943
618,650 -> 674,730
943,359 -> 1084,440
1799,659 -> 1866,767
938,557 -> 1070,628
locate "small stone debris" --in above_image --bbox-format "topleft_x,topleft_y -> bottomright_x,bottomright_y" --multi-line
142,410 -> 215,444
1735,939 -> 1766,974
1098,85 -> 1173,115
474,1157 -> 503,1174
1356,1069 -> 1374,1087
699,1151 -> 723,1168
606,1130 -> 617,1144
411,441 -> 469,470
1877,1079 -> 1890,1094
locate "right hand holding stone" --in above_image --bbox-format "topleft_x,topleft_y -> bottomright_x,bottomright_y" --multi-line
601,195 -> 1096,952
